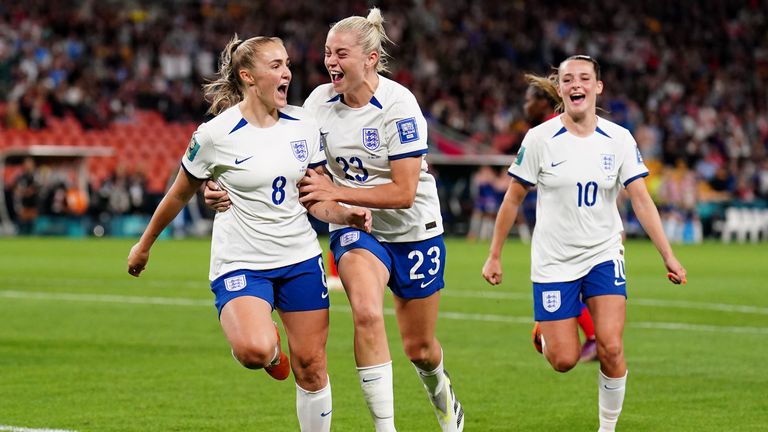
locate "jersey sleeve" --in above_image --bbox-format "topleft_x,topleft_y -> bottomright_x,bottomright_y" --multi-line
306,117 -> 327,169
180,125 -> 216,180
384,92 -> 428,160
507,130 -> 541,187
618,130 -> 649,187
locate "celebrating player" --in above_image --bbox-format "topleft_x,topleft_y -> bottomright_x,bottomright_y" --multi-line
205,9 -> 464,432
128,34 -> 371,432
482,55 -> 686,432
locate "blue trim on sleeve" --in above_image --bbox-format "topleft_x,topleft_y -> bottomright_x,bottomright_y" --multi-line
180,162 -> 208,182
308,160 -> 327,169
596,126 -> 612,138
623,171 -> 649,187
552,127 -> 568,138
389,149 -> 427,160
507,172 -> 535,187
278,111 -> 300,121
370,96 -> 383,109
228,118 -> 248,135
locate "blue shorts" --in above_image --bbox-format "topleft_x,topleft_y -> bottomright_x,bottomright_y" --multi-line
210,254 -> 329,317
329,228 -> 446,299
533,259 -> 627,321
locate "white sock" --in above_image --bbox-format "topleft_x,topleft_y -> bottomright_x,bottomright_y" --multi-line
358,361 -> 396,432
598,370 -> 627,432
413,350 -> 446,397
296,379 -> 332,432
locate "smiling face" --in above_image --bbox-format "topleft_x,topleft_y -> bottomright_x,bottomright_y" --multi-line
556,58 -> 603,120
324,30 -> 377,95
240,41 -> 291,111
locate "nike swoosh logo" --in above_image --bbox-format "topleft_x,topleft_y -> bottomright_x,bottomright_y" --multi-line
235,156 -> 254,165
604,385 -> 622,390
321,291 -> 329,299
614,280 -> 626,286
320,410 -> 332,417
420,277 -> 437,288
551,160 -> 567,167
362,376 -> 382,383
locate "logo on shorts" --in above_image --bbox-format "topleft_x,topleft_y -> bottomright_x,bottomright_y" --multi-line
542,290 -> 561,313
224,274 -> 247,292
340,231 -> 360,247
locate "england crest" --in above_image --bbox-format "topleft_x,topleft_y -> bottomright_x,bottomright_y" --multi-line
542,290 -> 561,313
224,274 -> 247,292
340,231 -> 360,246
600,154 -> 615,173
291,140 -> 308,162
362,128 -> 380,150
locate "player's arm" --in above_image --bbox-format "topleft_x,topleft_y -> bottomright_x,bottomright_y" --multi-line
302,166 -> 372,232
625,177 -> 687,284
299,156 -> 420,209
482,179 -> 529,285
128,168 -> 203,276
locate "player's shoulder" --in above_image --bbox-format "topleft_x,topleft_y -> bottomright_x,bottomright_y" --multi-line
304,84 -> 337,111
526,115 -> 564,143
200,104 -> 243,140
378,76 -> 418,106
279,105 -> 317,123
596,116 -> 633,141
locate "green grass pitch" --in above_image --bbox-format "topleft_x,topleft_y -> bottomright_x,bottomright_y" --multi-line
1,237 -> 767,431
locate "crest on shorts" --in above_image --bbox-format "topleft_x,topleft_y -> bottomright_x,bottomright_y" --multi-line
542,290 -> 561,313
340,231 -> 360,247
291,140 -> 308,162
600,153 -> 615,173
362,128 -> 380,150
224,274 -> 247,292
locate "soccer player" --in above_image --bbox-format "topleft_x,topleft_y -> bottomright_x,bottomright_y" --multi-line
205,9 -> 464,432
523,73 -> 598,362
127,35 -> 372,432
482,55 -> 687,432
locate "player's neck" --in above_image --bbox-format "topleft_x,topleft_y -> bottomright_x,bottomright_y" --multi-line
561,112 -> 597,137
344,73 -> 379,108
239,100 -> 279,128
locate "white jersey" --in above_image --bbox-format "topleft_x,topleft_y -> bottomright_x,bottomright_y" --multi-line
509,115 -> 649,282
303,75 -> 443,243
181,104 -> 325,280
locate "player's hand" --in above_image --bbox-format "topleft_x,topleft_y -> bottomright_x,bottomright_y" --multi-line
482,256 -> 503,285
127,243 -> 149,277
345,206 -> 372,233
664,255 -> 687,285
204,180 -> 231,212
299,169 -> 339,203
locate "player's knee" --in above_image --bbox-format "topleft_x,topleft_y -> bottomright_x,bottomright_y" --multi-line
402,338 -> 434,364
232,340 -> 275,369
597,340 -> 624,365
352,304 -> 385,331
549,352 -> 579,373
292,354 -> 327,391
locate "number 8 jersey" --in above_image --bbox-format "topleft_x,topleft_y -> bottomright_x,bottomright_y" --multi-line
508,115 -> 649,283
181,104 -> 326,280
304,75 -> 443,243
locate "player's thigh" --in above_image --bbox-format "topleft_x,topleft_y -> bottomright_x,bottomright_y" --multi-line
539,317 -> 581,355
219,296 -> 276,350
393,292 -> 440,343
337,248 -> 390,314
279,308 -> 329,364
585,295 -> 626,343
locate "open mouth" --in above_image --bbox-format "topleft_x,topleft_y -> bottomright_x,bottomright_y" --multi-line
277,83 -> 289,97
329,71 -> 344,84
570,93 -> 586,103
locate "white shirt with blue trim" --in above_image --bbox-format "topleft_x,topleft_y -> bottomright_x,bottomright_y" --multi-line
304,75 -> 443,242
181,104 -> 326,280
508,115 -> 649,283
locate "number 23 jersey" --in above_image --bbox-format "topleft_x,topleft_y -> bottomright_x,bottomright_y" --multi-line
304,75 -> 443,243
508,115 -> 648,283
182,104 -> 326,280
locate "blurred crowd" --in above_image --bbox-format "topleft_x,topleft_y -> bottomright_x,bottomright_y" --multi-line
1,0 -> 767,238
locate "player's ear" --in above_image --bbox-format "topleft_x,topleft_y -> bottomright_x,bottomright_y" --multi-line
365,51 -> 379,70
595,80 -> 604,95
239,69 -> 255,86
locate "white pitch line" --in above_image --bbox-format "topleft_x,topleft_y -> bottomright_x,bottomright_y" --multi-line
0,426 -> 77,432
1,290 -> 766,335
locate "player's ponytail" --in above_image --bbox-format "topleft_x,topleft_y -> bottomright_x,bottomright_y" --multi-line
524,72 -> 562,112
331,8 -> 393,73
203,34 -> 284,115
